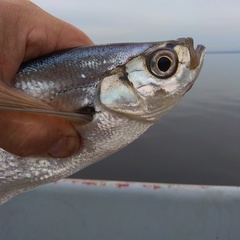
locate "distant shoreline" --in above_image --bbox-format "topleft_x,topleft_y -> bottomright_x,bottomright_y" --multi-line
207,51 -> 240,54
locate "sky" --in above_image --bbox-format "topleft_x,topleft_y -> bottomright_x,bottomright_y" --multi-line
31,0 -> 240,51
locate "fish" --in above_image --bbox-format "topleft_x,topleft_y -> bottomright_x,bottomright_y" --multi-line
0,37 -> 205,204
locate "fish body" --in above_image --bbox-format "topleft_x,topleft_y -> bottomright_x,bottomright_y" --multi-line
0,38 -> 205,204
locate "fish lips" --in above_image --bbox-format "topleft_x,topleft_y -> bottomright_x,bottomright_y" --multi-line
175,38 -> 206,94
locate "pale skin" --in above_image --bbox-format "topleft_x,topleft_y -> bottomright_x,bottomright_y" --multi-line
0,0 -> 93,157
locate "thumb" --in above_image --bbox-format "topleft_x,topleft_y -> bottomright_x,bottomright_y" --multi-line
0,111 -> 81,158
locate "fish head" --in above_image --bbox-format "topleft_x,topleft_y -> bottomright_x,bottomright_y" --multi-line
99,38 -> 206,121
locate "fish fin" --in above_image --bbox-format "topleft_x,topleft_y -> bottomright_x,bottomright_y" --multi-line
0,82 -> 54,110
0,83 -> 92,125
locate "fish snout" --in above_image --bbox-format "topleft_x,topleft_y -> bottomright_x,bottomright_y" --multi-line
177,37 -> 206,69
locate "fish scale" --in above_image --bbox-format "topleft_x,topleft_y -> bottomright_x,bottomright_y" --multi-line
0,38 -> 205,204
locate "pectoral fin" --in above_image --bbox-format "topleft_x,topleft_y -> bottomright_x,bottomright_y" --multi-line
0,82 -> 92,125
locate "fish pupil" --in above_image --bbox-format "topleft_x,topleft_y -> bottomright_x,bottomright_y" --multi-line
157,57 -> 171,72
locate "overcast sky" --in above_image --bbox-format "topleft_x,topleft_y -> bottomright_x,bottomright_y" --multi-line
31,0 -> 240,51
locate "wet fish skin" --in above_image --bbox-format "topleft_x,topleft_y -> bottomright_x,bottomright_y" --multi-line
0,38 -> 205,204
13,43 -> 152,112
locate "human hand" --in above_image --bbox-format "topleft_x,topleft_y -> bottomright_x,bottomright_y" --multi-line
0,0 -> 93,158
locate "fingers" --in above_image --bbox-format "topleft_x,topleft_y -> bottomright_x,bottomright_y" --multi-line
0,0 -> 93,79
0,111 -> 81,158
22,1 -> 93,61
0,1 -> 89,158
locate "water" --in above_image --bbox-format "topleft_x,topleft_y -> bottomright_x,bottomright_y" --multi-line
71,53 -> 240,186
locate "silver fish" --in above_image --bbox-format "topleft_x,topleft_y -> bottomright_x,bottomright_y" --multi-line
0,38 -> 205,204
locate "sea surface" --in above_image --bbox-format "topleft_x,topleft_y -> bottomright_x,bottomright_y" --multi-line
71,52 -> 240,186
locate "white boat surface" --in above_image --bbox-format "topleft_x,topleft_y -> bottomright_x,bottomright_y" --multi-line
0,179 -> 240,240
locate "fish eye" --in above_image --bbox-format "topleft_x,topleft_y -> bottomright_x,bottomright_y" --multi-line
148,48 -> 178,78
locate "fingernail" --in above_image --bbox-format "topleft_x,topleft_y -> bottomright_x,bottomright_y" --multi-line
47,136 -> 79,158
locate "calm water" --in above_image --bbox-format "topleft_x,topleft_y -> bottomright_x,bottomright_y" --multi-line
71,53 -> 240,186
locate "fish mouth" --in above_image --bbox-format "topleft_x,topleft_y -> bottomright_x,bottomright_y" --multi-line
177,37 -> 206,69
